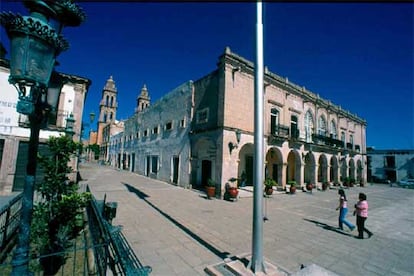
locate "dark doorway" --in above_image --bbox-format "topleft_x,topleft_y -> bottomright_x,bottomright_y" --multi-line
173,156 -> 179,184
272,164 -> 278,182
146,156 -> 150,176
131,153 -> 135,172
201,160 -> 212,187
246,156 -> 254,186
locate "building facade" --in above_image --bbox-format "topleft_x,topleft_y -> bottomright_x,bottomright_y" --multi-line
367,148 -> 414,183
104,47 -> 367,196
0,57 -> 91,194
110,82 -> 194,188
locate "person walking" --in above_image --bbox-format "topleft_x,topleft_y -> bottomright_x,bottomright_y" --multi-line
354,192 -> 373,239
336,189 -> 355,231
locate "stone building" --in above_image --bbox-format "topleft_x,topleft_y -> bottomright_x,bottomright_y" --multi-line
0,57 -> 91,194
105,47 -> 367,196
367,148 -> 414,183
115,82 -> 193,188
189,47 -> 367,195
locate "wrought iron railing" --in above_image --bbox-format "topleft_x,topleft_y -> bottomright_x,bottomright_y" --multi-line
0,187 -> 151,275
0,193 -> 22,261
312,134 -> 344,148
86,185 -> 151,275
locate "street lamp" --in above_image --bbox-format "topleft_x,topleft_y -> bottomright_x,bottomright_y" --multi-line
65,113 -> 75,137
0,1 -> 85,274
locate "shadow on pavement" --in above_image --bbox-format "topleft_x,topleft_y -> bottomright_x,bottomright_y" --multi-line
123,182 -> 231,260
303,218 -> 353,237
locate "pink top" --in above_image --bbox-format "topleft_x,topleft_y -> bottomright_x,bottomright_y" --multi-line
356,200 -> 368,218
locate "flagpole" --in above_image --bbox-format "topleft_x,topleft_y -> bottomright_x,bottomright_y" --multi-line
249,0 -> 265,273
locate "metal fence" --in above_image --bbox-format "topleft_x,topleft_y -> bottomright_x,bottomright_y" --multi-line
0,193 -> 22,262
0,186 -> 151,275
86,184 -> 152,276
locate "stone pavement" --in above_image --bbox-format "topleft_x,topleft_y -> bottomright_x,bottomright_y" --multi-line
79,163 -> 414,276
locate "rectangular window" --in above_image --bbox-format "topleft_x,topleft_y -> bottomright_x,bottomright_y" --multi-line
143,129 -> 148,137
152,126 -> 159,135
165,121 -> 173,131
196,108 -> 209,124
180,118 -> 186,128
151,156 -> 158,174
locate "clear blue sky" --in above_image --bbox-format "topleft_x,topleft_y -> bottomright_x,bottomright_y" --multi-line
1,2 -> 413,149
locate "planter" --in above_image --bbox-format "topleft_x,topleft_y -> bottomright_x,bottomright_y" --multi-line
265,186 -> 274,196
306,183 -> 313,191
206,186 -> 216,199
322,182 -> 328,191
228,187 -> 238,198
290,186 -> 297,194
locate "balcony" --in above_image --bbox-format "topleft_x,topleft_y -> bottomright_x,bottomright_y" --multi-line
312,134 -> 344,148
268,125 -> 300,145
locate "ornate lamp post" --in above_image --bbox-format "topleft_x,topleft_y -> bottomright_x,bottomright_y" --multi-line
0,1 -> 85,274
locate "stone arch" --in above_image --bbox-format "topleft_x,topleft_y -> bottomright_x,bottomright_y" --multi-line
265,147 -> 283,186
287,150 -> 302,186
357,159 -> 363,183
304,152 -> 316,184
340,158 -> 348,182
192,137 -> 217,188
330,156 -> 339,183
349,158 -> 356,181
318,154 -> 328,183
238,143 -> 254,186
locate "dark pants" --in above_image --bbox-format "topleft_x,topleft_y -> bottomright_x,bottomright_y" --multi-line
356,215 -> 373,238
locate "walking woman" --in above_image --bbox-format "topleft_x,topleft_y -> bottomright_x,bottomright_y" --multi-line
336,189 -> 355,231
354,192 -> 373,239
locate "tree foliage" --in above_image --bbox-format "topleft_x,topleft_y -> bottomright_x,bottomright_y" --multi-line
31,135 -> 91,273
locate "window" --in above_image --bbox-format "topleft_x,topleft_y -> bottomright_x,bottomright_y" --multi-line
341,131 -> 346,144
165,121 -> 173,131
270,108 -> 279,135
180,118 -> 186,128
291,115 -> 298,138
304,110 -> 314,143
318,115 -> 327,136
330,120 -> 337,139
152,126 -> 159,135
196,108 -> 209,124
349,134 -> 354,145
143,129 -> 148,137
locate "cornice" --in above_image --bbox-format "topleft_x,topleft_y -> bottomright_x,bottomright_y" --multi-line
219,47 -> 367,126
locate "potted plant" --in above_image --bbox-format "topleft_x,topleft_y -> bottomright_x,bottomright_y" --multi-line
306,181 -> 314,192
206,178 -> 216,199
264,178 -> 276,196
288,180 -> 297,194
322,181 -> 329,191
225,177 -> 239,200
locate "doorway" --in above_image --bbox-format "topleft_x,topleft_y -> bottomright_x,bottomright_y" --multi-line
172,156 -> 179,184
201,160 -> 212,187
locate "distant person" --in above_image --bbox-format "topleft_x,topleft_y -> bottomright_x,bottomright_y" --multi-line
336,189 -> 355,231
353,192 -> 373,239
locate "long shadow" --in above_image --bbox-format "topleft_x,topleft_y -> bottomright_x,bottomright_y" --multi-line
303,218 -> 353,237
123,183 -> 231,259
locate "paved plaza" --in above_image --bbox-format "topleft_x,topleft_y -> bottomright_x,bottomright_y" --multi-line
79,163 -> 414,276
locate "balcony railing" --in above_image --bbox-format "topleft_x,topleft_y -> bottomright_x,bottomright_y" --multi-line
312,134 -> 344,148
268,125 -> 300,145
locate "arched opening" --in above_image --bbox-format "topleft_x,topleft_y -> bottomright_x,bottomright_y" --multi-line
304,152 -> 316,184
330,157 -> 339,183
287,150 -> 301,185
318,154 -> 328,183
265,147 -> 283,187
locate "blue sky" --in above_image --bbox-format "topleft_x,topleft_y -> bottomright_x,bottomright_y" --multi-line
1,2 -> 413,149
